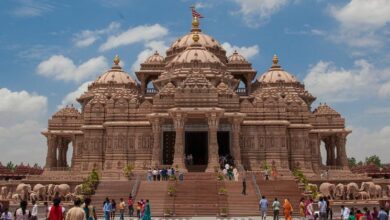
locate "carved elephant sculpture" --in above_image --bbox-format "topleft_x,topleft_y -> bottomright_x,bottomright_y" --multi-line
375,184 -> 382,198
319,182 -> 336,199
358,191 -> 370,200
53,184 -> 70,198
1,186 -> 9,199
29,192 -> 38,202
16,183 -> 31,201
335,183 -> 346,200
47,184 -> 55,200
74,184 -> 82,196
360,182 -> 377,199
346,182 -> 360,200
33,184 -> 47,201
12,193 -> 21,201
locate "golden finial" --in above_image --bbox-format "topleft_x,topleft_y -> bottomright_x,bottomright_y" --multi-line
113,54 -> 120,65
192,16 -> 199,29
193,31 -> 200,42
272,54 -> 279,65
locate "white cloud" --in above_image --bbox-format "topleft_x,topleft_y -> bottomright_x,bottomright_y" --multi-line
232,0 -> 288,27
304,60 -> 375,102
347,125 -> 390,163
73,22 -> 121,48
37,55 -> 108,83
12,0 -> 54,17
0,88 -> 48,165
378,82 -> 390,98
131,41 -> 169,72
329,0 -> 390,48
60,81 -> 92,108
99,24 -> 169,51
0,88 -> 47,126
222,42 -> 259,60
194,2 -> 212,9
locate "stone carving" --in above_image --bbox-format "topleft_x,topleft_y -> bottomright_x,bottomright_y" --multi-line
319,182 -> 336,199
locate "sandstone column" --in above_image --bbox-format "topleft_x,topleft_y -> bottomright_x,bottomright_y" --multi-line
230,117 -> 243,167
172,113 -> 186,171
336,133 -> 348,168
45,135 -> 57,169
151,118 -> 162,167
206,113 -> 220,172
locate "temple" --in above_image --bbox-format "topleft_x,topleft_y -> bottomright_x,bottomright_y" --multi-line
42,15 -> 351,176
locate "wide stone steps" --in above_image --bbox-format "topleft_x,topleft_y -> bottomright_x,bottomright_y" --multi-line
91,180 -> 134,217
134,181 -> 169,216
225,181 -> 260,216
256,177 -> 303,216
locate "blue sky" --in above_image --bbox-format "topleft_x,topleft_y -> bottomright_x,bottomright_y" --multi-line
0,0 -> 389,165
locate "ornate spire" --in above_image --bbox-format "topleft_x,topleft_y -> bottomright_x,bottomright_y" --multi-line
272,54 -> 279,65
192,31 -> 200,43
190,6 -> 202,32
114,54 -> 120,65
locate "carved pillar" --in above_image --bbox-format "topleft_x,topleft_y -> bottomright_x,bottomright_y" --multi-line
57,144 -> 63,167
206,113 -> 220,172
45,135 -> 57,169
172,113 -> 186,171
336,133 -> 348,168
63,144 -> 68,167
151,118 -> 162,166
230,117 -> 243,167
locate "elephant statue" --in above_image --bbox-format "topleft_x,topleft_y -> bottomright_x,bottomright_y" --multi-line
64,193 -> 74,201
29,192 -> 38,202
12,193 -> 21,201
74,184 -> 82,196
358,191 -> 370,200
319,182 -> 336,199
47,184 -> 55,200
53,184 -> 70,198
15,183 -> 31,201
1,186 -> 8,199
375,184 -> 382,198
346,182 -> 360,200
360,182 -> 377,199
33,184 -> 47,201
335,183 -> 346,200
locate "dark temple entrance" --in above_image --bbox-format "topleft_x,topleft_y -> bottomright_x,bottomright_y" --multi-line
218,131 -> 230,156
163,131 -> 175,165
185,132 -> 208,171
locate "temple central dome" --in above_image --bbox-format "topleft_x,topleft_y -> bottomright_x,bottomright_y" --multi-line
257,55 -> 298,83
95,55 -> 136,85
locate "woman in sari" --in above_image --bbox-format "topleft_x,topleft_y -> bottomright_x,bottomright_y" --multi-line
283,198 -> 293,220
141,200 -> 151,220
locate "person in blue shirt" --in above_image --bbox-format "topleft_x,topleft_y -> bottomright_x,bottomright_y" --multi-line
103,197 -> 112,220
259,195 -> 268,220
378,207 -> 389,220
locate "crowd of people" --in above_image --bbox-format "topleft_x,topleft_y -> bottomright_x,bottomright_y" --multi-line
0,194 -> 153,220
146,167 -> 184,181
258,195 -> 390,220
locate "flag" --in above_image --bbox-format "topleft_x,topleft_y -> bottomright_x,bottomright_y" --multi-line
191,7 -> 204,18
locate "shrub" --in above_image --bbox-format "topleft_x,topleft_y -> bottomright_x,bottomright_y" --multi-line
123,164 -> 134,179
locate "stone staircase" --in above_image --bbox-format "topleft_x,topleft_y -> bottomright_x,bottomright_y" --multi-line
172,173 -> 223,216
90,180 -> 135,217
225,179 -> 260,216
256,176 -> 303,216
134,181 -> 170,216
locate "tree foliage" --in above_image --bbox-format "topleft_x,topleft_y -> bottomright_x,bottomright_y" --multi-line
81,169 -> 100,195
6,161 -> 16,171
348,157 -> 357,168
365,155 -> 382,167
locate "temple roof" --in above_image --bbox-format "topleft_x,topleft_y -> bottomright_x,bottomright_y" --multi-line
95,55 -> 136,85
313,103 -> 340,116
228,51 -> 248,64
257,55 -> 298,83
144,51 -> 165,64
53,105 -> 81,118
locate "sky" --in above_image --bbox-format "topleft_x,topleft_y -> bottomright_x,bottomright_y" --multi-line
0,0 -> 389,166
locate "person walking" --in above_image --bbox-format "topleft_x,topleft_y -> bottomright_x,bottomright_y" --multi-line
118,198 -> 125,220
83,198 -> 97,220
136,200 -> 142,218
31,200 -> 38,220
378,207 -> 388,220
48,198 -> 65,220
242,178 -> 247,195
283,198 -> 293,220
305,199 -> 314,220
0,208 -> 13,220
15,201 -> 30,220
65,198 -> 85,220
141,200 -> 151,220
299,197 -> 305,220
103,198 -> 112,220
341,205 -> 350,220
318,197 -> 327,220
259,196 -> 268,220
272,198 -> 280,220
110,199 -> 116,220
128,196 -> 134,217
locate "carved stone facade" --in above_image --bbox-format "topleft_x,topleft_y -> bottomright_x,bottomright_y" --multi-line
42,16 -> 351,176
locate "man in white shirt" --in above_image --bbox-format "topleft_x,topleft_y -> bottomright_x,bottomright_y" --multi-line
31,200 -> 38,220
340,205 -> 350,220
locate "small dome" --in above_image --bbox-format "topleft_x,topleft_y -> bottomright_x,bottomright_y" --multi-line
53,105 -> 81,118
313,103 -> 340,116
228,50 -> 247,64
257,55 -> 297,83
95,55 -> 136,85
171,32 -> 221,50
145,51 -> 164,64
171,43 -> 222,64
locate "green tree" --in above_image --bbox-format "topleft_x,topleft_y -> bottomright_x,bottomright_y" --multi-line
348,157 -> 357,168
6,161 -> 15,171
365,155 -> 382,167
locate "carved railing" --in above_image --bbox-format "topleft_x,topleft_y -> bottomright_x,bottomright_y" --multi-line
251,172 -> 262,200
131,174 -> 141,198
145,88 -> 157,94
235,88 -> 247,96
